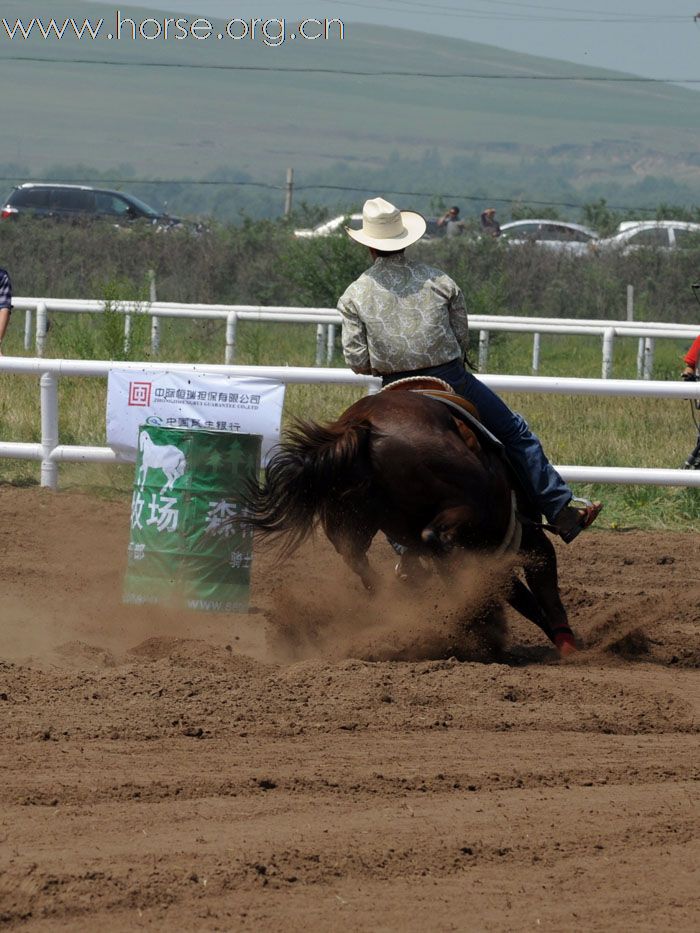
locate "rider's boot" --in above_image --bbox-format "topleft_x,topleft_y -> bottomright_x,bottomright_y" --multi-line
552,498 -> 603,544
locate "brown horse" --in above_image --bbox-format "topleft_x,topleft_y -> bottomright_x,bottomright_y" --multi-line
242,386 -> 576,655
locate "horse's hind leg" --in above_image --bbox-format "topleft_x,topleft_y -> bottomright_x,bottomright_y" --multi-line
507,576 -> 553,641
521,527 -> 576,654
336,538 -> 379,592
324,519 -> 380,592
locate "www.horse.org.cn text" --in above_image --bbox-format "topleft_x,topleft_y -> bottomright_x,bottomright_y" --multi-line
0,12 -> 346,47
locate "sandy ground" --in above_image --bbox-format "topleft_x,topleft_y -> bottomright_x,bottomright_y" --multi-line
0,486 -> 698,931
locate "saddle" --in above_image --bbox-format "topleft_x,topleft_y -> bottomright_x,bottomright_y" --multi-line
382,376 -> 504,454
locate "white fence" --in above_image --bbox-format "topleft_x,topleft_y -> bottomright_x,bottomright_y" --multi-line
1,355 -> 699,490
12,296 -> 700,379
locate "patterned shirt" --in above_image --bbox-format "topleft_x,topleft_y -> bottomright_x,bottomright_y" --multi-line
337,254 -> 469,374
0,268 -> 11,310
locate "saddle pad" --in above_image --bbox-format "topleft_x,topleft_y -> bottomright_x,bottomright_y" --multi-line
383,377 -> 480,420
382,376 -> 503,452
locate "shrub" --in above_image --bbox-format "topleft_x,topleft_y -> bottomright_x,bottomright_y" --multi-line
2,218 -> 700,324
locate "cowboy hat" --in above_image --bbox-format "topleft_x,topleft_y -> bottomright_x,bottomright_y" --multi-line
346,197 -> 426,250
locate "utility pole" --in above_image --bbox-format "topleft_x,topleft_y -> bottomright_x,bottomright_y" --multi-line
284,167 -> 294,217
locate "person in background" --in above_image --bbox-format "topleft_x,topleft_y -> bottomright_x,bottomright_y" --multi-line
681,335 -> 700,468
0,267 -> 12,355
436,205 -> 466,238
681,335 -> 700,380
337,197 -> 602,544
480,207 -> 501,237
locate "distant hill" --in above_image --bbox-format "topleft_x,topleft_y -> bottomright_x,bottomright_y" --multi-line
2,0 -> 700,219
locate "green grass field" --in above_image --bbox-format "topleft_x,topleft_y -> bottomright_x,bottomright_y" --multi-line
1,316 -> 698,530
2,0 -> 700,203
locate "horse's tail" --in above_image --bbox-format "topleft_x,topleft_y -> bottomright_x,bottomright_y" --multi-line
241,416 -> 370,557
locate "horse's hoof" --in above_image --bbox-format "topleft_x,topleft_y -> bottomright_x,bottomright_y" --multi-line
395,557 -> 431,586
554,633 -> 578,658
394,561 -> 409,583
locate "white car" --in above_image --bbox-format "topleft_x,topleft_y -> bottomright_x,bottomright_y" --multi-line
597,220 -> 700,251
498,220 -> 599,254
293,214 -> 363,238
293,213 -> 445,240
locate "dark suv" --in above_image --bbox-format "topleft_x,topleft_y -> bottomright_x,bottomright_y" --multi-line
1,183 -> 181,228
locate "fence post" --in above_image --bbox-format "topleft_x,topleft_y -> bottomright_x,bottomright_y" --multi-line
123,309 -> 132,356
531,333 -> 541,375
40,371 -> 59,489
36,302 -> 48,357
636,338 -> 644,379
643,337 -> 655,380
326,323 -> 336,365
478,329 -> 490,372
602,327 -> 615,378
225,311 -> 237,364
24,307 -> 33,351
315,324 -> 326,366
150,313 -> 161,358
626,284 -> 634,321
148,269 -> 160,357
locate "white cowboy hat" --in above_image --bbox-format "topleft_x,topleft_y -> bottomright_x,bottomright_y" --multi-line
346,197 -> 426,250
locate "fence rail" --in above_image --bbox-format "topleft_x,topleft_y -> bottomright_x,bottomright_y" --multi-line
1,356 -> 699,490
12,297 -> 699,378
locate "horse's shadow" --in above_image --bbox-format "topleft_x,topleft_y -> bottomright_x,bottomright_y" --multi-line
499,644 -> 559,666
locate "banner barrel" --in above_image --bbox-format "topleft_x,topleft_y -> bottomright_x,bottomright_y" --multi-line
124,425 -> 261,613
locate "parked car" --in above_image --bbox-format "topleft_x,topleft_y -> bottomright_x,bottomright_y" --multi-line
498,220 -> 599,254
0,183 -> 183,229
293,213 -> 446,240
596,220 -> 700,251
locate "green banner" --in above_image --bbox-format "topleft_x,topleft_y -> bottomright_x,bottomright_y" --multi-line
124,426 -> 261,612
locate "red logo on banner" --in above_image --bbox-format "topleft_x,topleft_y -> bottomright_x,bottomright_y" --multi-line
128,382 -> 152,407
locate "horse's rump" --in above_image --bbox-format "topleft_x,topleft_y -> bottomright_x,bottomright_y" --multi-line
243,390 -> 512,555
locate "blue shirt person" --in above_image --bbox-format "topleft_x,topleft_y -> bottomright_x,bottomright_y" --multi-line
0,268 -> 12,354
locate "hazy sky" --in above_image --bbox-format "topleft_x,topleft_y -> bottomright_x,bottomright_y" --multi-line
108,1 -> 700,84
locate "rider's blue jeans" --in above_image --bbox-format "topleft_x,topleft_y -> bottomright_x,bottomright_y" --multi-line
382,357 -> 572,523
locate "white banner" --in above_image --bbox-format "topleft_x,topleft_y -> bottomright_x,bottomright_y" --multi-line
107,370 -> 285,462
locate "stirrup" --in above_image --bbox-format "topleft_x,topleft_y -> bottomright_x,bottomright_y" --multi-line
555,498 -> 603,544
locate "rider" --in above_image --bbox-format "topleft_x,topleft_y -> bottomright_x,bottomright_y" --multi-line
337,197 -> 603,544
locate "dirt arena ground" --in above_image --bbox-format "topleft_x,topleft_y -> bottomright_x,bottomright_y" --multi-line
0,486 -> 698,931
